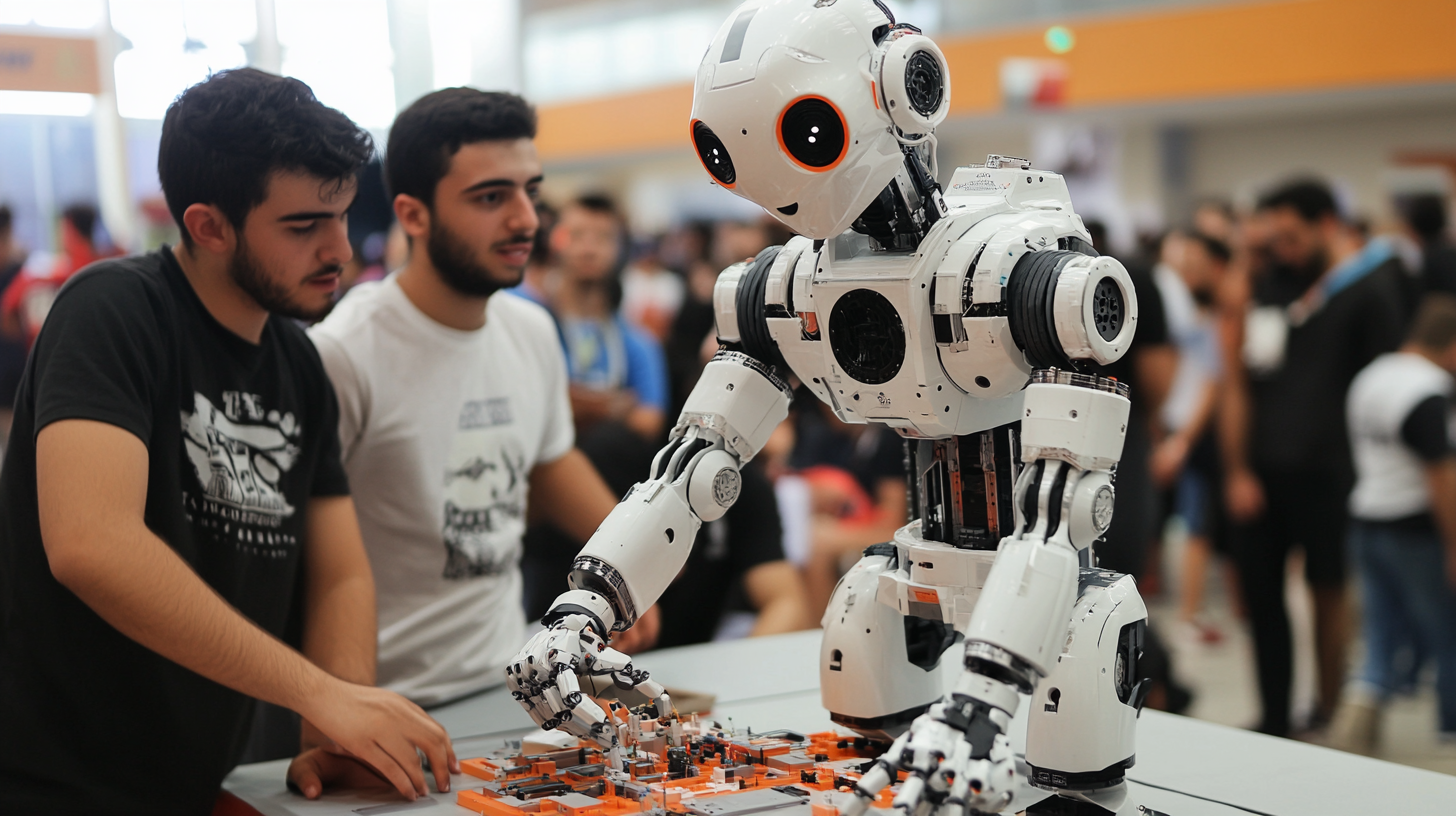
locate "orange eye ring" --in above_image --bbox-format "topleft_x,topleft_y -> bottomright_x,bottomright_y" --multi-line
776,95 -> 849,173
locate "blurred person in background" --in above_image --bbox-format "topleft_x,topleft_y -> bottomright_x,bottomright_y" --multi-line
1399,194 -> 1456,296
1221,178 -> 1407,737
1152,231 -> 1238,642
537,194 -> 668,444
1192,199 -> 1237,245
661,222 -> 717,418
788,394 -> 907,615
1,204 -> 120,347
1084,220 -> 1188,713
1330,294 -> 1456,755
0,206 -> 26,443
652,453 -> 812,649
514,199 -> 557,305
621,234 -> 684,342
1083,220 -> 1177,584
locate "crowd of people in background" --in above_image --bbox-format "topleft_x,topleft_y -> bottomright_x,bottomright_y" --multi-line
2,133 -> 1454,755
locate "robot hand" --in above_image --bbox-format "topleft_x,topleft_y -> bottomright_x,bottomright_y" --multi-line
844,696 -> 1016,816
505,611 -> 671,767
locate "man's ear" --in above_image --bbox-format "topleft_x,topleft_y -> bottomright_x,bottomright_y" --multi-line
182,204 -> 235,255
393,194 -> 430,242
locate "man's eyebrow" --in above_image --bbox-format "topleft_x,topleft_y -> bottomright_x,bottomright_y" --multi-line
461,175 -> 546,195
277,210 -> 342,223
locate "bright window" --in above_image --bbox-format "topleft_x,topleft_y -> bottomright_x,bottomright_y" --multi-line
276,0 -> 394,129
111,0 -> 253,120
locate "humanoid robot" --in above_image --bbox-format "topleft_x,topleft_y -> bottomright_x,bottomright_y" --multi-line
507,2 -> 1150,814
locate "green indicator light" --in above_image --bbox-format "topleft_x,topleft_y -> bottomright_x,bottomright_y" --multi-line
1045,25 -> 1075,55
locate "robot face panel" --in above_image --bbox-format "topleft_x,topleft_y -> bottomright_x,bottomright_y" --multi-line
690,0 -> 951,239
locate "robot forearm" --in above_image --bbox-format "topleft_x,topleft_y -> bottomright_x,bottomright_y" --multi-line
546,351 -> 794,633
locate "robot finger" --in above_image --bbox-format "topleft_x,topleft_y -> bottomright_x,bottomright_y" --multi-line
589,645 -> 634,673
554,663 -> 588,711
893,770 -> 928,812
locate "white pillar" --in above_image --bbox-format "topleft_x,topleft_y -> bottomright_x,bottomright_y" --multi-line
252,0 -> 282,74
469,0 -> 520,93
389,0 -> 435,113
93,1 -> 136,251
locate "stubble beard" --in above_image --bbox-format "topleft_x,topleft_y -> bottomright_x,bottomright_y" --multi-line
427,217 -> 527,299
229,236 -> 339,323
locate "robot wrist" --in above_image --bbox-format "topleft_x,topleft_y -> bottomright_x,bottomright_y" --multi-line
940,696 -> 1010,761
567,556 -> 637,631
542,588 -> 619,635
963,642 -> 1037,695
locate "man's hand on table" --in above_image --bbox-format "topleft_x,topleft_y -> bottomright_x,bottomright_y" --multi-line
292,677 -> 459,801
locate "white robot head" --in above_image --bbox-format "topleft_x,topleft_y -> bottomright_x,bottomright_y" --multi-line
690,0 -> 951,239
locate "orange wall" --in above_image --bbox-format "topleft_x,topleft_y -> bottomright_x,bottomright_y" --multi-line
537,0 -> 1456,162
942,0 -> 1456,113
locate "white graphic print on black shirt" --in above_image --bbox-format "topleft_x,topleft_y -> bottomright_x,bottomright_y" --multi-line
181,391 -> 304,558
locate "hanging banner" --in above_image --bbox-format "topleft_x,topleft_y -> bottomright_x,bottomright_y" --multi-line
0,32 -> 100,95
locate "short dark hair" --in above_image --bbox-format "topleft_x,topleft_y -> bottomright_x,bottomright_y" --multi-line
1257,178 -> 1339,223
0,205 -> 11,236
568,193 -> 622,225
386,88 -> 536,207
1188,231 -> 1231,265
159,68 -> 373,245
1409,293 -> 1456,350
1398,194 -> 1448,243
61,204 -> 98,244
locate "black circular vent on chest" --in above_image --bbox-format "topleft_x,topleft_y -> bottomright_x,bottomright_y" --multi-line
828,289 -> 906,385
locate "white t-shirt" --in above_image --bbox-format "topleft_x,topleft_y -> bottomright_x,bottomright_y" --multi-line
310,277 -> 574,705
1347,352 -> 1452,521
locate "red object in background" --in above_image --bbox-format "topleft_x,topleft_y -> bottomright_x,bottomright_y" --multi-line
211,790 -> 266,816
0,218 -> 120,347
999,57 -> 1069,109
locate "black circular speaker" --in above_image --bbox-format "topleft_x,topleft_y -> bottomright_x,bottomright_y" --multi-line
692,121 -> 735,185
904,51 -> 943,117
829,289 -> 906,384
779,97 -> 846,169
1091,277 -> 1125,341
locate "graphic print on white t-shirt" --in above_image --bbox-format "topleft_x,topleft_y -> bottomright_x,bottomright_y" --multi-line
441,396 -> 528,579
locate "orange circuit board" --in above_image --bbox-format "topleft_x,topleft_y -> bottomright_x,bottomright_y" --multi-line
456,705 -> 900,816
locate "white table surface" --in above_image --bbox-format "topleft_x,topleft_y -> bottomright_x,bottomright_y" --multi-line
224,630 -> 1456,816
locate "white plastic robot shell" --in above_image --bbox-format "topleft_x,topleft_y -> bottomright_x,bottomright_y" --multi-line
1020,381 -> 1131,472
1026,572 -> 1146,780
690,0 -> 951,239
752,166 -> 1122,440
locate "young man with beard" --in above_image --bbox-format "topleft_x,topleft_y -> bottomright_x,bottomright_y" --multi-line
0,69 -> 455,815
1222,179 -> 1407,737
310,89 -> 636,709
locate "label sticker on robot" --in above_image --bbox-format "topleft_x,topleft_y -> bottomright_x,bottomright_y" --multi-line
911,588 -> 939,604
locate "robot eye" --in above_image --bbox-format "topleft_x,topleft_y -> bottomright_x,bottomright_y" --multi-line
777,96 -> 847,171
691,121 -> 736,187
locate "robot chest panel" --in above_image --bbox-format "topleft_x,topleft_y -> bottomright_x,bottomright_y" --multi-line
768,228 -> 1021,438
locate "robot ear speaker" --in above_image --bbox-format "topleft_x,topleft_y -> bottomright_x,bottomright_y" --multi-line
879,35 -> 950,133
692,121 -> 737,186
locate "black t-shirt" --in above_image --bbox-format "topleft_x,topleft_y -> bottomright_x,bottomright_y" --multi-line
1250,259 -> 1406,476
0,248 -> 349,815
1401,394 -> 1451,462
655,462 -> 785,649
